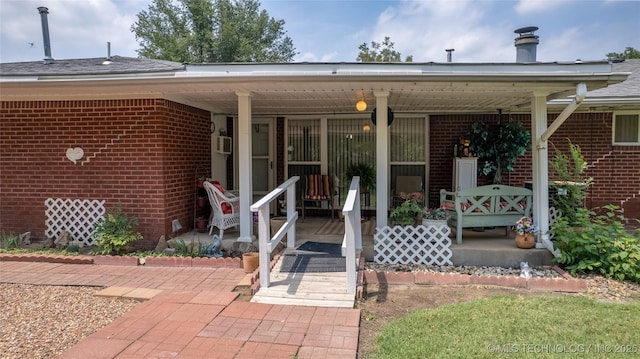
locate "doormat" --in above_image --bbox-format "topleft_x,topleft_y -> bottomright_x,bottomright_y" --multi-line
315,219 -> 377,235
280,241 -> 345,273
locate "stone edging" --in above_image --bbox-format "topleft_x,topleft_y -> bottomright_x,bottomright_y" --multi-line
0,253 -> 586,292
0,253 -> 242,269
363,265 -> 587,293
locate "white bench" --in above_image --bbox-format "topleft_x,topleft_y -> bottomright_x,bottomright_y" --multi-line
440,185 -> 532,244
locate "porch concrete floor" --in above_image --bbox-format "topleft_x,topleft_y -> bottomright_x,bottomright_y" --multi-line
176,217 -> 553,268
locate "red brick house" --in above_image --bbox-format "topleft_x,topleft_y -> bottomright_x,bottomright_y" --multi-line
1,56 -> 636,250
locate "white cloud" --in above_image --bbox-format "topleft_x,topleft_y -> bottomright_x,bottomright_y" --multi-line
1,0 -> 144,62
514,0 -> 564,14
368,0 -> 515,62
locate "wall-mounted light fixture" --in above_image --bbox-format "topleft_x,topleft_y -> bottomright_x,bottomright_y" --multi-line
356,100 -> 367,112
362,123 -> 371,132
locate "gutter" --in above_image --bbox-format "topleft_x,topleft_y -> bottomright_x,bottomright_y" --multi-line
539,83 -> 587,145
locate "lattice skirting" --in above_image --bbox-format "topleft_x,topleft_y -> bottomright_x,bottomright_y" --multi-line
374,225 -> 453,265
45,198 -> 106,245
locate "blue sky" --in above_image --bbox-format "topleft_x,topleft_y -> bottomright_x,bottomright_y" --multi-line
1,0 -> 639,64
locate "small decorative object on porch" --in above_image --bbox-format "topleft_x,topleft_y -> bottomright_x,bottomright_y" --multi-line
514,216 -> 537,249
422,206 -> 450,227
519,261 -> 532,278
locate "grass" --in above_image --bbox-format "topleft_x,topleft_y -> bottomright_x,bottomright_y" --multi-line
372,295 -> 640,359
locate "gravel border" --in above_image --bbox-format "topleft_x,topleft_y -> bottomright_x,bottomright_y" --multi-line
0,284 -> 139,359
366,262 -> 562,278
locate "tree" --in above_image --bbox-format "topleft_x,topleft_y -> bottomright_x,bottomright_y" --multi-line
131,0 -> 296,63
356,36 -> 413,62
606,47 -> 640,60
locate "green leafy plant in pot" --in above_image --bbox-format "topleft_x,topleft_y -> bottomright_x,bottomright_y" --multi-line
469,118 -> 531,184
390,199 -> 423,226
345,162 -> 376,193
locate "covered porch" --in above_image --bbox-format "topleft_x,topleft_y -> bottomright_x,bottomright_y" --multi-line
176,216 -> 553,268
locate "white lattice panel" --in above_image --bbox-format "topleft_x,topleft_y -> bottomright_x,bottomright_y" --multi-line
374,225 -> 453,265
45,198 -> 106,245
548,206 -> 561,240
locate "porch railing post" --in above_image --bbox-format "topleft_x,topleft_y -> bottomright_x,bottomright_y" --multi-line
257,205 -> 271,288
286,183 -> 296,248
342,176 -> 360,294
250,176 -> 299,290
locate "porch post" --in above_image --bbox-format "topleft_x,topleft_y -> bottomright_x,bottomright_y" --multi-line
374,91 -> 390,228
236,91 -> 253,242
531,91 -> 549,247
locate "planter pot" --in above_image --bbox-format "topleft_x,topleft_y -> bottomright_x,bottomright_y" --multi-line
515,233 -> 535,249
195,218 -> 208,232
422,219 -> 448,227
242,252 -> 260,273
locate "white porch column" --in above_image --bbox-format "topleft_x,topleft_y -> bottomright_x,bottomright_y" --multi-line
531,91 -> 549,247
374,91 -> 390,228
236,91 -> 253,242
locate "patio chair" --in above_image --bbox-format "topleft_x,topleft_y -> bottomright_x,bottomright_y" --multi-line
391,175 -> 424,208
203,181 -> 240,239
302,174 -> 334,221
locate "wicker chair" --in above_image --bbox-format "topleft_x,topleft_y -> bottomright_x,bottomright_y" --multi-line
203,181 -> 240,239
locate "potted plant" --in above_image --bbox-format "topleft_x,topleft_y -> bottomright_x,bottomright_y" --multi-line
195,216 -> 208,232
422,206 -> 450,227
345,162 -> 376,193
390,199 -> 423,226
549,139 -> 593,227
513,216 -> 537,249
469,118 -> 531,184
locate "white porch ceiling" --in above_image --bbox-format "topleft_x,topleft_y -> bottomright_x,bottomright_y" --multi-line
0,61 -> 627,116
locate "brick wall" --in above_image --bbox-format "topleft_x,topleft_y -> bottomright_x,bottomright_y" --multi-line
0,99 -> 210,247
428,112 -> 640,221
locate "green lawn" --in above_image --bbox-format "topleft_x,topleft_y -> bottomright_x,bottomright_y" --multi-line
372,296 -> 640,359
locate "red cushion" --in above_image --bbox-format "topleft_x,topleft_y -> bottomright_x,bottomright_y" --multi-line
209,181 -> 232,214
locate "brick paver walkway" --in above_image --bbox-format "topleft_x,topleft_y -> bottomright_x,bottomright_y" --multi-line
0,261 -> 360,359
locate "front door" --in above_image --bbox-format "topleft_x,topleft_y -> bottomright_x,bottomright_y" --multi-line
252,120 -> 274,206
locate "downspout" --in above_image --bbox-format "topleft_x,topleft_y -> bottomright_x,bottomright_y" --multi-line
539,83 -> 587,145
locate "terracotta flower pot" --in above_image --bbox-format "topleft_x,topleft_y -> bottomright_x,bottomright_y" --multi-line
195,218 -> 208,232
515,233 -> 535,249
242,252 -> 260,273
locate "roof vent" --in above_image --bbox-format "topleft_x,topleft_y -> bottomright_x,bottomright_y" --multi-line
37,6 -> 54,65
514,26 -> 539,63
102,42 -> 113,65
445,49 -> 455,63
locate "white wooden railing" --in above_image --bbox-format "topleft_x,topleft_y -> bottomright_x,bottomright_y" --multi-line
341,177 -> 362,294
250,176 -> 299,288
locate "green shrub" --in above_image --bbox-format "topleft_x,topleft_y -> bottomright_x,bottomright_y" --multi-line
92,205 -> 142,255
552,205 -> 640,283
65,244 -> 80,253
549,139 -> 593,225
1,231 -> 20,249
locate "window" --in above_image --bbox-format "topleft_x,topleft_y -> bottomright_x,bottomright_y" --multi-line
613,112 -> 640,145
